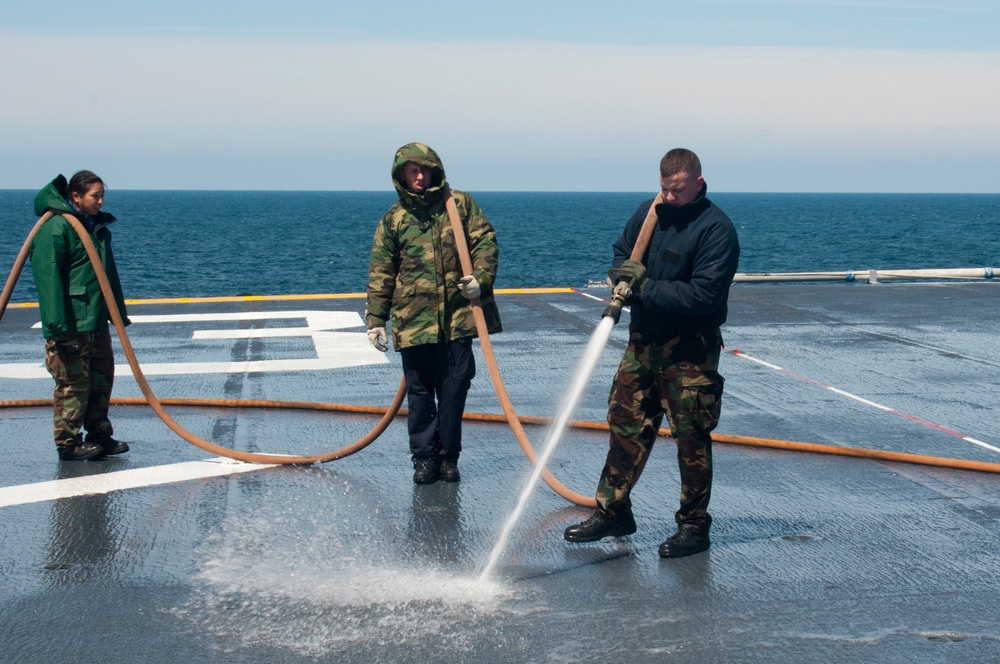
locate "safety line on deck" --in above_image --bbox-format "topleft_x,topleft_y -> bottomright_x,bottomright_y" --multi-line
572,288 -> 630,312
0,459 -> 277,509
730,349 -> 1000,455
6,287 -> 576,308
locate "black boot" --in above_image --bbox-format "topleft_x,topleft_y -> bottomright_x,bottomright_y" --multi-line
658,526 -> 710,558
439,460 -> 460,482
57,441 -> 106,461
90,437 -> 130,456
563,508 -> 636,543
413,459 -> 439,485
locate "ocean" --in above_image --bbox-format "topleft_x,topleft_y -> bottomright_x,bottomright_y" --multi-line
2,190 -> 998,301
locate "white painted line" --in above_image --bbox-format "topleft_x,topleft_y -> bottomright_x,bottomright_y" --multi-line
574,291 -> 608,304
733,352 -> 784,372
826,386 -> 895,412
0,459 -> 277,509
730,347 -> 997,455
964,437 -> 1000,454
570,289 -> 633,315
1,309 -> 388,379
192,327 -> 315,339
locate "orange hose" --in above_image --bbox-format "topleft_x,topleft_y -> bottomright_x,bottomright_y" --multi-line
444,190 -> 598,507
5,396 -> 998,476
1,211 -> 406,465
0,212 -> 54,323
8,207 -> 997,489
629,193 -> 663,261
466,412 -> 1000,476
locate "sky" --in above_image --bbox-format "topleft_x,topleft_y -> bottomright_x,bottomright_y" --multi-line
1,1 -> 998,192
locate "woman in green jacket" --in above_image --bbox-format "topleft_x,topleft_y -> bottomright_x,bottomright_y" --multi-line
30,171 -> 132,461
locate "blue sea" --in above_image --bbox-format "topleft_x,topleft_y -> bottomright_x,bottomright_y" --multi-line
1,190 -> 998,301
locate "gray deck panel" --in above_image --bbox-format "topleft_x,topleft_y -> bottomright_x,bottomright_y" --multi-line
1,282 -> 999,662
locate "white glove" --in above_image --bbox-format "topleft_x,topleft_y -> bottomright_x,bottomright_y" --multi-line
367,326 -> 388,352
458,274 -> 481,299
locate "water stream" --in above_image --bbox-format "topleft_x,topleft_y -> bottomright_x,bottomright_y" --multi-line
478,315 -> 617,582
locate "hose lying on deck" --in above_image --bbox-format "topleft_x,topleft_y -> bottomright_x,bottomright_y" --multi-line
4,211 -> 999,513
3,396 -> 999,477
443,188 -> 597,507
0,210 -> 407,465
0,204 -> 599,505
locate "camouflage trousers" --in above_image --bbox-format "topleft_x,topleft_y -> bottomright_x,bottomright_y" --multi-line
595,329 -> 725,531
44,331 -> 116,450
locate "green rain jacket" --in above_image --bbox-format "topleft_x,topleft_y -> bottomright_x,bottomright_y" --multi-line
29,175 -> 130,339
366,143 -> 502,350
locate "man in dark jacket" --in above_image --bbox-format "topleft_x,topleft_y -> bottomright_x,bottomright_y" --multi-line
366,143 -> 501,485
564,149 -> 740,558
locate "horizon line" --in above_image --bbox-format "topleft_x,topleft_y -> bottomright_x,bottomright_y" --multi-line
2,188 -> 998,196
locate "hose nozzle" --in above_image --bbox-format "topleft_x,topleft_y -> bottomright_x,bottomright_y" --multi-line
602,296 -> 624,324
602,267 -> 631,324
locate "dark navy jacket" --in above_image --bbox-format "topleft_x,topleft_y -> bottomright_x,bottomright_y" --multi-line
612,185 -> 740,343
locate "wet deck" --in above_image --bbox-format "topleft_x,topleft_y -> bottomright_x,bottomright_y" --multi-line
2,282 -> 999,662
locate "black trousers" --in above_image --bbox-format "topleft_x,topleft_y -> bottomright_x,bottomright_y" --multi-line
400,338 -> 476,464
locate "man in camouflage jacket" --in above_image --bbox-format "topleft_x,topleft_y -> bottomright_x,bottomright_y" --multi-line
564,149 -> 740,558
366,143 -> 501,484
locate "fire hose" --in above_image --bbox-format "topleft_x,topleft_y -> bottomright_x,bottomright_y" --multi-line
3,205 -> 999,508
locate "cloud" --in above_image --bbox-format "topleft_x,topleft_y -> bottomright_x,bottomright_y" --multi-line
1,33 -> 998,191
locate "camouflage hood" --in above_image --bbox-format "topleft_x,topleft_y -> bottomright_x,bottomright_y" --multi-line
367,145 -> 502,349
391,143 -> 449,211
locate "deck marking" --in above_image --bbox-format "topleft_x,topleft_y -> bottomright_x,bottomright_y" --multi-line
10,287 -> 574,308
962,437 -> 1000,454
568,292 -> 998,455
572,290 -> 609,305
569,289 -> 634,316
0,310 -> 388,378
730,348 -> 997,455
826,387 -> 895,412
0,459 -> 277,509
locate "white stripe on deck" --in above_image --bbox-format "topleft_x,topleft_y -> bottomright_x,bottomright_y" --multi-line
963,437 -> 1000,454
730,348 -> 999,455
0,459 -> 277,509
1,309 -> 387,379
570,289 -> 634,315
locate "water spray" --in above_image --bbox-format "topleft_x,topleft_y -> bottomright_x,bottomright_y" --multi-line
478,193 -> 665,581
478,315 -> 617,582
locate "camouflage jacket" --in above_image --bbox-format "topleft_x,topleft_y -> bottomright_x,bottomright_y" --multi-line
29,175 -> 130,339
366,143 -> 501,350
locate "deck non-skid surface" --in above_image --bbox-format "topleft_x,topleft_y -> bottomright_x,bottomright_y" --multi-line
1,282 -> 999,662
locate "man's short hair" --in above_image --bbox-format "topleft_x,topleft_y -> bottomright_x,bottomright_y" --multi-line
660,149 -> 701,178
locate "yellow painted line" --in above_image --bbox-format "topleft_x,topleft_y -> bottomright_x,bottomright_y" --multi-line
128,293 -> 367,305
9,287 -> 578,307
496,287 -> 575,294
